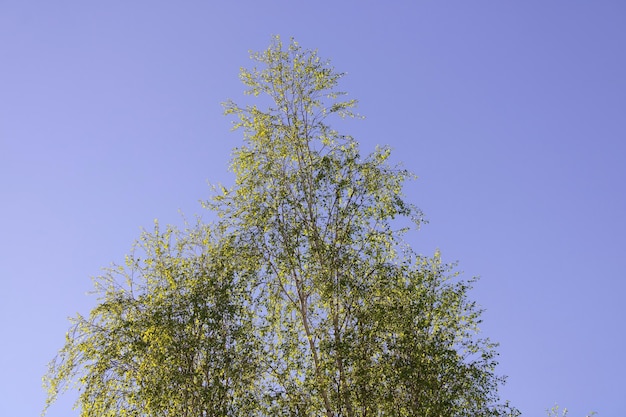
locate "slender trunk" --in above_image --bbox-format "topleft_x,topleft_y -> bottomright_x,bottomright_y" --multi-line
333,307 -> 354,417
296,278 -> 334,417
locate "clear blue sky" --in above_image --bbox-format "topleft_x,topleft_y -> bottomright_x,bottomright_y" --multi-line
2,2 -> 624,416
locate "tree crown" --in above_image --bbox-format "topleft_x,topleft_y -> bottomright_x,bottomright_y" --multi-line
44,36 -> 518,417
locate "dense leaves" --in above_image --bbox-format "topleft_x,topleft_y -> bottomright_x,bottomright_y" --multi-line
44,224 -> 261,416
44,36 -> 518,417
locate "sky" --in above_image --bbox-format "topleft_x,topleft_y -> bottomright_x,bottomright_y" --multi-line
1,2 -> 625,416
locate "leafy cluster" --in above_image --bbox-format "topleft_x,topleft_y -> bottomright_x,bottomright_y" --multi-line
44,224 -> 260,416
44,36 -> 518,417
545,405 -> 597,417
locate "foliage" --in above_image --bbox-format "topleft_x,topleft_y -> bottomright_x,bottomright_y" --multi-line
43,223 -> 260,416
44,36 -> 518,417
546,405 -> 597,417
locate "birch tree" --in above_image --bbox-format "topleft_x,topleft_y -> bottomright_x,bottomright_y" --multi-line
44,36 -> 518,417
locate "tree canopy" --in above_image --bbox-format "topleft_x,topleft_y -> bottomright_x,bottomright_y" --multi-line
44,36 -> 518,417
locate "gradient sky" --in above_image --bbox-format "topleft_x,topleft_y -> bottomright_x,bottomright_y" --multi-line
2,2 -> 625,416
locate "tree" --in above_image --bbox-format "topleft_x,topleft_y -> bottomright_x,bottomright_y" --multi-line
44,36 -> 518,417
